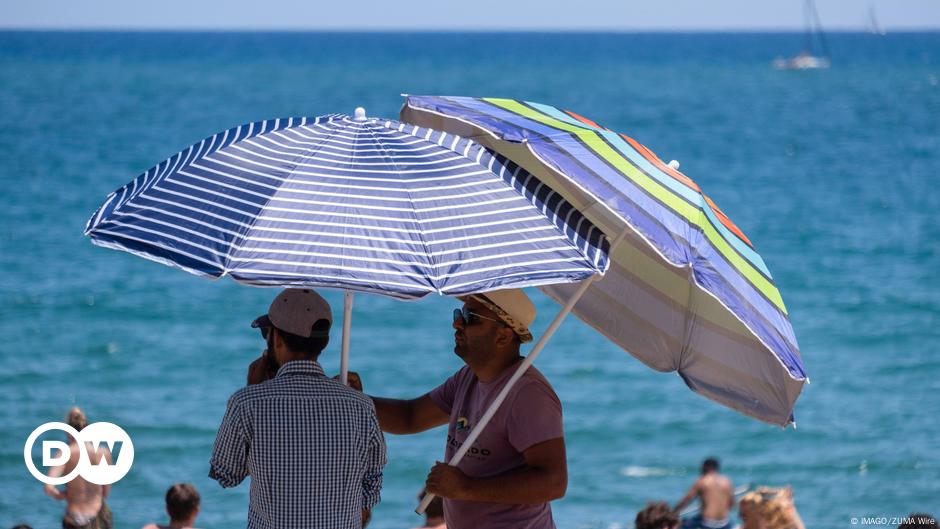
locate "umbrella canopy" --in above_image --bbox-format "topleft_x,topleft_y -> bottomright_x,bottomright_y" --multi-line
85,112 -> 610,298
402,96 -> 807,426
83,108 -> 616,515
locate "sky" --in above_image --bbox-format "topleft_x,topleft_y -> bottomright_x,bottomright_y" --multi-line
3,0 -> 940,31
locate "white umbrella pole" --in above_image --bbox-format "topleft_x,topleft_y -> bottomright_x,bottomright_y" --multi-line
416,228 -> 629,514
340,106 -> 364,386
340,290 -> 354,385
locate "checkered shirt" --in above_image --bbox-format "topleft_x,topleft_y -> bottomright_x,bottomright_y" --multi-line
209,360 -> 386,529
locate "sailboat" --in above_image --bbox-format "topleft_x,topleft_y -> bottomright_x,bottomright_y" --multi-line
774,0 -> 831,70
868,5 -> 886,36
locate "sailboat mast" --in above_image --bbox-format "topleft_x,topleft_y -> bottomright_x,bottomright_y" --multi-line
808,0 -> 831,59
803,0 -> 813,53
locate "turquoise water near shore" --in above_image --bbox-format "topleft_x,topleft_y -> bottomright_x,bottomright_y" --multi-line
1,31 -> 938,528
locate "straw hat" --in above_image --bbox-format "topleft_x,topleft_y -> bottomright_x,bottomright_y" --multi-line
460,288 -> 536,343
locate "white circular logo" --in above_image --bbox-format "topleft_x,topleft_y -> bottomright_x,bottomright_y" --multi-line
24,421 -> 134,485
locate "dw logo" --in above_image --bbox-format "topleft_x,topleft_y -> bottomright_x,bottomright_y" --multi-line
24,422 -> 134,485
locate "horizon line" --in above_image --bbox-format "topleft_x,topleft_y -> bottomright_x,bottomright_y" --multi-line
3,26 -> 940,34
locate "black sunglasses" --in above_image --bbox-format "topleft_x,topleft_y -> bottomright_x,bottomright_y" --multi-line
259,325 -> 273,341
453,307 -> 504,327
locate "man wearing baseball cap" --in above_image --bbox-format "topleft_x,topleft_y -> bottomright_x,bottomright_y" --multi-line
209,289 -> 387,529
348,288 -> 567,529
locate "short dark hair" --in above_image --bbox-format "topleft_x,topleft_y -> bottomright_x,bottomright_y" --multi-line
166,483 -> 200,520
898,513 -> 938,529
11,525 -> 34,529
635,502 -> 679,529
703,457 -> 720,473
425,495 -> 444,518
276,319 -> 330,357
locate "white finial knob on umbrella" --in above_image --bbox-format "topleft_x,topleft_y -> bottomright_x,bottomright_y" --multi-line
354,107 -> 367,121
668,160 -> 680,170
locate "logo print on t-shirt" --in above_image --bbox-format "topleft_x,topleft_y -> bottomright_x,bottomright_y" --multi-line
456,417 -> 470,431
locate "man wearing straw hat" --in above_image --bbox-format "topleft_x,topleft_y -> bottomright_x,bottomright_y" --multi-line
349,288 -> 567,529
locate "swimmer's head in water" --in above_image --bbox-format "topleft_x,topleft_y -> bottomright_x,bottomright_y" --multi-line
66,407 -> 87,431
634,501 -> 679,529
702,457 -> 720,474
166,482 -> 201,522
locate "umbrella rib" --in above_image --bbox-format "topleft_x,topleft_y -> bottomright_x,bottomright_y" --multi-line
365,121 -> 438,293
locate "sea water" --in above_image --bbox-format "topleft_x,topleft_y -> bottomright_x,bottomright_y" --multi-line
1,31 -> 938,528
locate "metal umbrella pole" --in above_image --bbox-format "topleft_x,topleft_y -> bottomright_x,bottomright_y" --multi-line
340,290 -> 354,385
339,108 -> 367,386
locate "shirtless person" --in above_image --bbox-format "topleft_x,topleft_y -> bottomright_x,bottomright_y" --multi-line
674,458 -> 734,529
43,407 -> 113,529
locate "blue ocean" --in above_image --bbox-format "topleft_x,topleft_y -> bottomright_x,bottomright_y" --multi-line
1,31 -> 938,528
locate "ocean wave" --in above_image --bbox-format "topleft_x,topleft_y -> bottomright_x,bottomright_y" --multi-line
619,465 -> 685,478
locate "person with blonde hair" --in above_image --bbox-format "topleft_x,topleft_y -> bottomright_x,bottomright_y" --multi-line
735,492 -> 763,529
733,487 -> 805,529
43,407 -> 113,529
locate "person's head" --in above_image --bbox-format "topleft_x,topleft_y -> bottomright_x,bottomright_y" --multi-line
165,483 -> 200,523
738,492 -> 763,529
424,495 -> 444,522
756,495 -> 796,529
251,289 -> 332,366
453,289 -> 535,363
702,457 -> 720,474
634,501 -> 680,529
898,513 -> 938,529
66,407 -> 87,431
11,525 -> 34,529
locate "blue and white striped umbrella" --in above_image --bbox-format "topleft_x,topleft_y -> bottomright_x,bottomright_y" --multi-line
85,112 -> 610,298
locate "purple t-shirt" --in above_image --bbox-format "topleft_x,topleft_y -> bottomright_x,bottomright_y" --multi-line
428,360 -> 564,529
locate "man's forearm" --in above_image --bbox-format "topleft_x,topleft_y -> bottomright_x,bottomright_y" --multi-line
454,465 -> 566,504
370,396 -> 417,434
674,490 -> 696,512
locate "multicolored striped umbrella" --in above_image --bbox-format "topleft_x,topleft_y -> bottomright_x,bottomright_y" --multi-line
402,96 -> 807,427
